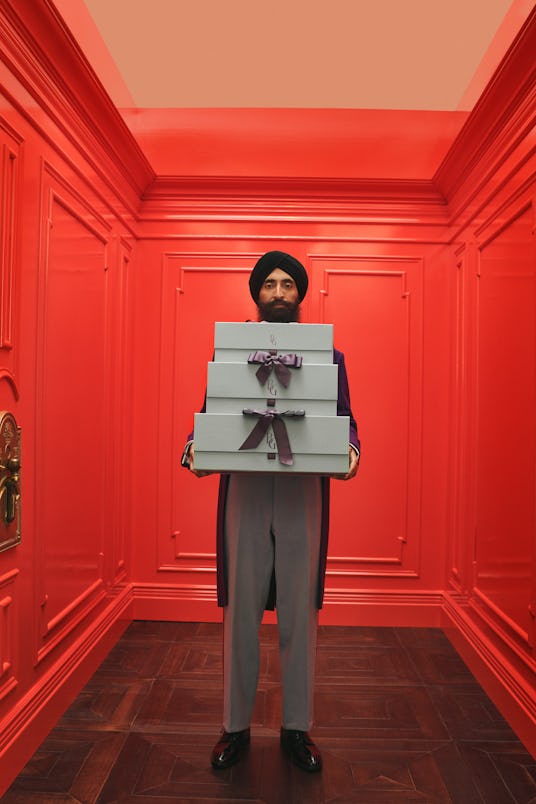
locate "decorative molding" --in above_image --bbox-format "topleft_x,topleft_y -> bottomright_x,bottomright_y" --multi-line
443,591 -> 536,757
41,159 -> 111,236
470,586 -> 530,647
445,589 -> 536,688
447,253 -> 469,591
131,582 -> 445,609
0,568 -> 18,702
37,581 -> 107,666
0,1 -> 153,221
313,255 -> 424,579
472,207 -> 536,651
0,368 -> 19,400
139,230 -> 454,247
157,557 -> 422,580
133,582 -> 217,603
106,236 -> 133,588
434,8 -> 536,215
41,577 -> 105,633
141,176 -> 448,223
131,581 -> 443,627
33,161 -> 111,665
0,143 -> 16,349
474,196 -> 533,246
0,119 -> 21,351
156,253 -> 256,575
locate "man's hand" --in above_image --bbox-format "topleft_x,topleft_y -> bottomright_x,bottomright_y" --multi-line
333,446 -> 359,481
187,444 -> 213,478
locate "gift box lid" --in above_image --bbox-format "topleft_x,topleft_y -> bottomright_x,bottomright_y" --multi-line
214,322 -> 334,364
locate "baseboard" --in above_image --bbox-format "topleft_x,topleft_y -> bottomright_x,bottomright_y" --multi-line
131,582 -> 222,622
131,582 -> 444,627
321,588 -> 444,626
0,586 -> 134,797
442,591 -> 536,759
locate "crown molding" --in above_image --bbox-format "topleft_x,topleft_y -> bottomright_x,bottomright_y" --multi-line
434,7 -> 536,208
140,175 -> 448,222
0,0 -> 154,199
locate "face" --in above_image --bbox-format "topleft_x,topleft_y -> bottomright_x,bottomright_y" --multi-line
257,268 -> 300,322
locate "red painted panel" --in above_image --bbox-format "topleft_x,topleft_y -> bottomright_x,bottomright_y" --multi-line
0,569 -> 18,702
35,181 -> 109,655
0,116 -> 22,388
144,247 -> 432,606
475,207 -> 536,643
313,257 -> 423,580
156,254 -> 259,580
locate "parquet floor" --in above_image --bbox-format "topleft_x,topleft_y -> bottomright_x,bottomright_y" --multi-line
2,621 -> 535,803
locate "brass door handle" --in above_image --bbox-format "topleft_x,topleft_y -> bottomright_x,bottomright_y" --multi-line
0,412 -> 21,549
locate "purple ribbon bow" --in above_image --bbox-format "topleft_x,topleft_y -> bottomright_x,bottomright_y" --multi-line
239,408 -> 305,466
247,350 -> 302,388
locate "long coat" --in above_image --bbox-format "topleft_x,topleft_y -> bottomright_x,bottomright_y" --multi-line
186,347 -> 360,610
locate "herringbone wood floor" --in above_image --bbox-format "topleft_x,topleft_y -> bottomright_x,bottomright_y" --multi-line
2,622 -> 535,803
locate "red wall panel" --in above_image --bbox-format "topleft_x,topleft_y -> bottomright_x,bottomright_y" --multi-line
0,569 -> 18,703
34,167 -> 110,662
0,99 -> 23,716
131,241 -> 447,626
0,5 -> 139,788
441,62 -> 536,750
314,257 -> 424,583
474,206 -> 536,645
443,196 -> 536,755
159,254 -> 258,575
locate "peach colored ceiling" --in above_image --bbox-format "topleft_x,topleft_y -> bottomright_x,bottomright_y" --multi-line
54,0 -> 533,111
51,0 -> 534,179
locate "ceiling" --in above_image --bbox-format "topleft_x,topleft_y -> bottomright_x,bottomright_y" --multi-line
50,0 -> 534,180
54,0 -> 533,111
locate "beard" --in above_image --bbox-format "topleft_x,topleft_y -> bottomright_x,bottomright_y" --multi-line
257,299 -> 300,323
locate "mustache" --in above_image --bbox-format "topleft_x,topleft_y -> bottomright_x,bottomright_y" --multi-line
266,299 -> 293,308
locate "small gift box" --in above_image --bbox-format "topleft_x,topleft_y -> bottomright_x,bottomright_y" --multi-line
213,322 -> 334,364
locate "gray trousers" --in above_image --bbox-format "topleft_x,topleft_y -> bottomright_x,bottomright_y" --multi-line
222,473 -> 322,732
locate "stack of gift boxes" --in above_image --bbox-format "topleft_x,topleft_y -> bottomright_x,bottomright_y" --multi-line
193,322 -> 350,474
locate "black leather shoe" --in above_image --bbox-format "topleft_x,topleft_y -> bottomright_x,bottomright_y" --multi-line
280,728 -> 322,772
211,728 -> 250,769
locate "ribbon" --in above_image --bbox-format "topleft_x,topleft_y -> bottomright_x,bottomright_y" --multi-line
239,408 -> 305,466
247,350 -> 302,388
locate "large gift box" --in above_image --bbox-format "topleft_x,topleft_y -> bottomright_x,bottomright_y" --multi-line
193,322 -> 350,474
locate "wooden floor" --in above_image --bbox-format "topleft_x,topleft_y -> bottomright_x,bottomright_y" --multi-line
2,621 -> 535,803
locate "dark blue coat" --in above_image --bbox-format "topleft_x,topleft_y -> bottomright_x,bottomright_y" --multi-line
216,347 -> 358,609
186,347 -> 359,610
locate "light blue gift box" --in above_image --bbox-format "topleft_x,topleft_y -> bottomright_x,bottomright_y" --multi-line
194,322 -> 350,474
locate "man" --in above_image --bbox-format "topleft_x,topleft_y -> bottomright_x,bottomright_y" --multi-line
183,250 -> 359,773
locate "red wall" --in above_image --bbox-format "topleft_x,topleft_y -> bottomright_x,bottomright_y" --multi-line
0,1 -> 151,786
130,228 -> 452,626
0,0 -> 534,793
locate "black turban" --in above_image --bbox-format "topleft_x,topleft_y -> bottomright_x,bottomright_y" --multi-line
249,251 -> 308,303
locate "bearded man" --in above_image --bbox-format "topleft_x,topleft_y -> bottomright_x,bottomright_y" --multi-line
183,250 -> 360,772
